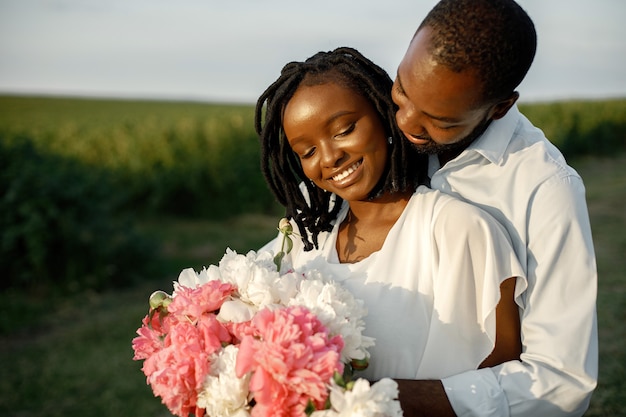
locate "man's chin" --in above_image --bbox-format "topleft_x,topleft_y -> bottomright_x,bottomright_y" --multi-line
406,117 -> 492,157
411,140 -> 461,155
411,129 -> 485,156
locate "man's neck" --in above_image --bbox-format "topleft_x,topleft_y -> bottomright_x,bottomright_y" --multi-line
437,149 -> 463,167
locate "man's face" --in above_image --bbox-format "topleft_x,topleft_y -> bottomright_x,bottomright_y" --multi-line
392,27 -> 494,155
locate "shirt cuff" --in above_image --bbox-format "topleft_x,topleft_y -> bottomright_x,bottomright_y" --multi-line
442,368 -> 509,417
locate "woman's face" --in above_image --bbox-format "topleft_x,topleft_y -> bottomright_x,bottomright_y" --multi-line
282,82 -> 389,202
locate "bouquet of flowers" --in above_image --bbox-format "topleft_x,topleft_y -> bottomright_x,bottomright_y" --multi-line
132,220 -> 403,417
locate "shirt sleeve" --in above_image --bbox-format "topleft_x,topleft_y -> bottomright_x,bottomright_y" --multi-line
442,175 -> 598,417
416,194 -> 527,378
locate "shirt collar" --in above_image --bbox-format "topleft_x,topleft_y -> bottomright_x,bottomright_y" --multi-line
466,105 -> 521,165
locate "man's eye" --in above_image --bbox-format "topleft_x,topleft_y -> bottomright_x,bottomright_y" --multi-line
393,81 -> 404,96
433,124 -> 457,131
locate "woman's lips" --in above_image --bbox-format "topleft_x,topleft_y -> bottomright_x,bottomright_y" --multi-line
329,160 -> 362,186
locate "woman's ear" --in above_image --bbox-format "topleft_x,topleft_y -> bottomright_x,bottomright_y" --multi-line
490,91 -> 519,120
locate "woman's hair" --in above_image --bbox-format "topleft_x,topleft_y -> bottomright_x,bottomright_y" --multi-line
418,0 -> 536,103
255,46 -> 427,251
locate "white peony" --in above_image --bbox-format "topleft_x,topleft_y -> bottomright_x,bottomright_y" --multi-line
173,263 -> 222,293
217,298 -> 258,323
311,378 -> 403,417
209,249 -> 302,322
218,249 -> 298,306
291,273 -> 375,363
197,344 -> 251,417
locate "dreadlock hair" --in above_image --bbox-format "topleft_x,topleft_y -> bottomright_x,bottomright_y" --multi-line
418,0 -> 537,103
255,46 -> 427,251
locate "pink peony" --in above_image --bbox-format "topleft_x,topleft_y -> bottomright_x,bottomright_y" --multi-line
142,321 -> 206,417
140,311 -> 232,417
132,321 -> 162,360
236,306 -> 344,417
224,319 -> 256,344
167,280 -> 234,321
194,314 -> 233,356
132,312 -> 172,360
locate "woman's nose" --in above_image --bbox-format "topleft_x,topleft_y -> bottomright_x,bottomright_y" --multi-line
319,140 -> 345,168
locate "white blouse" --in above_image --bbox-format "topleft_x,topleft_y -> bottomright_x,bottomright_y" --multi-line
261,186 -> 526,382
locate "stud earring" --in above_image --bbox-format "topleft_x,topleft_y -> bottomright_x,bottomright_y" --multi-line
387,136 -> 393,145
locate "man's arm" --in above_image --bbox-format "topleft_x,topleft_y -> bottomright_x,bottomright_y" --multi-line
442,177 -> 598,416
396,380 -> 456,417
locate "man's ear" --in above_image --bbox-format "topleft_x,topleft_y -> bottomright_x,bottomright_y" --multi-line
490,91 -> 519,120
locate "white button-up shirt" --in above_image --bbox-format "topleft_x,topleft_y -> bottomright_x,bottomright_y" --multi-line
434,106 -> 598,416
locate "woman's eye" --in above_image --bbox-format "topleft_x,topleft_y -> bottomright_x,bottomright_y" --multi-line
301,148 -> 315,158
335,122 -> 356,138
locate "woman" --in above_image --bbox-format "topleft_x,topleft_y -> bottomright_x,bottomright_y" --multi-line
256,47 -> 526,399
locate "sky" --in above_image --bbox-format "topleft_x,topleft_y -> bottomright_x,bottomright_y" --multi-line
0,0 -> 625,104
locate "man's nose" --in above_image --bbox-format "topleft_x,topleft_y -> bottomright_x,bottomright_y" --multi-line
395,101 -> 424,137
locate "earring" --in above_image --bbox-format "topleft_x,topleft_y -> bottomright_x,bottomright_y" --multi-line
387,136 -> 393,145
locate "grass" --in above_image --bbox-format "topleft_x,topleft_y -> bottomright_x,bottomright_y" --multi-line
0,286 -> 167,416
0,213 -> 281,417
571,155 -> 626,417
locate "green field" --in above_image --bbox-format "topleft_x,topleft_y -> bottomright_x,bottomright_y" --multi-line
0,95 -> 277,218
0,96 -> 624,416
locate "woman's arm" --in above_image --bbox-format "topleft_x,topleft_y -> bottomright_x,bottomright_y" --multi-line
396,278 -> 521,416
479,277 -> 521,368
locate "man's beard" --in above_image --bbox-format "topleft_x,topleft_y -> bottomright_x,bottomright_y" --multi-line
410,117 -> 492,156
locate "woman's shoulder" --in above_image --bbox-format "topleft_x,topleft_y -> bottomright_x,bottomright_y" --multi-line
413,185 -> 506,238
412,185 -> 476,215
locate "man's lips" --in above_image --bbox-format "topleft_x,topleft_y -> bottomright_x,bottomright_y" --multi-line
404,132 -> 431,145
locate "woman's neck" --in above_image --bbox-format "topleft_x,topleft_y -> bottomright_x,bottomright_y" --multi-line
336,190 -> 413,263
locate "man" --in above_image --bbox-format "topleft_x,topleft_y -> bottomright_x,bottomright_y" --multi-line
391,0 -> 598,416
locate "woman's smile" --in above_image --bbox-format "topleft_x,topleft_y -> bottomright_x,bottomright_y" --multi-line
330,159 -> 362,184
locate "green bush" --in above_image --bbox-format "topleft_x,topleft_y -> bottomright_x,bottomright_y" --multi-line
111,120 -> 275,218
0,96 -> 278,218
519,99 -> 626,158
0,137 -> 155,292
